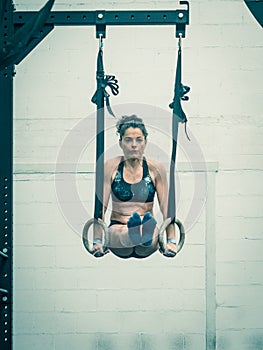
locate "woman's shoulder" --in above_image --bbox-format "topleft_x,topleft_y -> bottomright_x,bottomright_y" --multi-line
146,157 -> 166,170
105,156 -> 122,174
145,157 -> 167,177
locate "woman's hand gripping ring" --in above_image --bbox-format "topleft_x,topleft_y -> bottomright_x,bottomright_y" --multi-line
158,218 -> 185,257
82,218 -> 109,258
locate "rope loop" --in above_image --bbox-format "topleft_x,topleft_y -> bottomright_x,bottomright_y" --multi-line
158,218 -> 185,257
82,218 -> 109,257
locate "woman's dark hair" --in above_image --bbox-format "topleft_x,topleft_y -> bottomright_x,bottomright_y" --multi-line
116,115 -> 148,140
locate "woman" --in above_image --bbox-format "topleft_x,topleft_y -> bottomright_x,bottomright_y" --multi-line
92,115 -> 177,258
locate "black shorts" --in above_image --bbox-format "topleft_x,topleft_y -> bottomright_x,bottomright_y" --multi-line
108,220 -> 125,227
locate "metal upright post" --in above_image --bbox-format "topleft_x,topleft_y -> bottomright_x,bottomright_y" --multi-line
0,1 -> 14,349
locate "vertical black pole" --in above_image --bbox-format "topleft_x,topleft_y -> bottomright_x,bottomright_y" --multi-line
94,47 -> 105,221
0,1 -> 14,349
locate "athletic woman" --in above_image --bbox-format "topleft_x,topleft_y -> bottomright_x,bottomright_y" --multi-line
92,115 -> 177,258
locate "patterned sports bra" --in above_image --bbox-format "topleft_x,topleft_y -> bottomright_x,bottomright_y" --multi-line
111,157 -> 156,203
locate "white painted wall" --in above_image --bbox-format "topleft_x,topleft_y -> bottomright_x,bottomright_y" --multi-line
13,1 -> 263,349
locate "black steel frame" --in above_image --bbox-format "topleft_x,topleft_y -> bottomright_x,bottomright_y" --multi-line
244,0 -> 263,27
0,2 -> 15,349
0,1 -> 189,349
14,7 -> 190,37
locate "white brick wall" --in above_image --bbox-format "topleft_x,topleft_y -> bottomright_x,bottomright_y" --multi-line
13,0 -> 263,349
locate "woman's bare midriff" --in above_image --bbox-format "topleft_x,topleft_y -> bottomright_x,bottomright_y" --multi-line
110,200 -> 154,223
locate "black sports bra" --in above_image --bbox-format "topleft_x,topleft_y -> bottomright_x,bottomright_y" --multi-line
111,157 -> 156,203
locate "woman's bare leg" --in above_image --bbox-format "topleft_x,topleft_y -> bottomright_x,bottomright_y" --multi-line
108,224 -> 135,258
108,223 -> 159,258
134,226 -> 159,257
108,224 -> 135,248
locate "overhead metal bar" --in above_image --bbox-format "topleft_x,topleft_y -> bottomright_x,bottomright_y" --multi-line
14,5 -> 190,38
14,9 -> 189,26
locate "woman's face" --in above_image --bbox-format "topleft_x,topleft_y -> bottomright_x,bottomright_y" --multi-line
119,127 -> 147,160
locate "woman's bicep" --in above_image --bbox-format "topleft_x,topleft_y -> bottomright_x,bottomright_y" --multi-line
155,163 -> 169,218
103,164 -> 111,204
103,181 -> 111,206
103,159 -> 115,216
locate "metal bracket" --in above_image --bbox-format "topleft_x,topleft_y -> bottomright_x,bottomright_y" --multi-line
13,23 -> 54,65
95,10 -> 106,38
175,0 -> 190,37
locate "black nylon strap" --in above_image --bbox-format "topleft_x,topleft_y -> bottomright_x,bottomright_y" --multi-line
168,44 -> 190,223
169,47 -> 190,122
92,46 -> 119,220
91,48 -> 119,117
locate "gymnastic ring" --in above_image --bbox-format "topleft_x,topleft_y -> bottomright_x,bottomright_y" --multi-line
158,218 -> 185,256
82,218 -> 109,257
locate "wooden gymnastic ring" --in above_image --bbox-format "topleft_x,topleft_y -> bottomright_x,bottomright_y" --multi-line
82,218 -> 109,257
158,218 -> 185,256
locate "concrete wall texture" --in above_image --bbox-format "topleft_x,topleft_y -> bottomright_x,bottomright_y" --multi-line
13,0 -> 263,349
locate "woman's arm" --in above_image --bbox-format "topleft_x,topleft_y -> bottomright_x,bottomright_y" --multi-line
92,159 -> 114,253
153,160 -> 177,254
102,159 -> 113,221
152,161 -> 170,220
